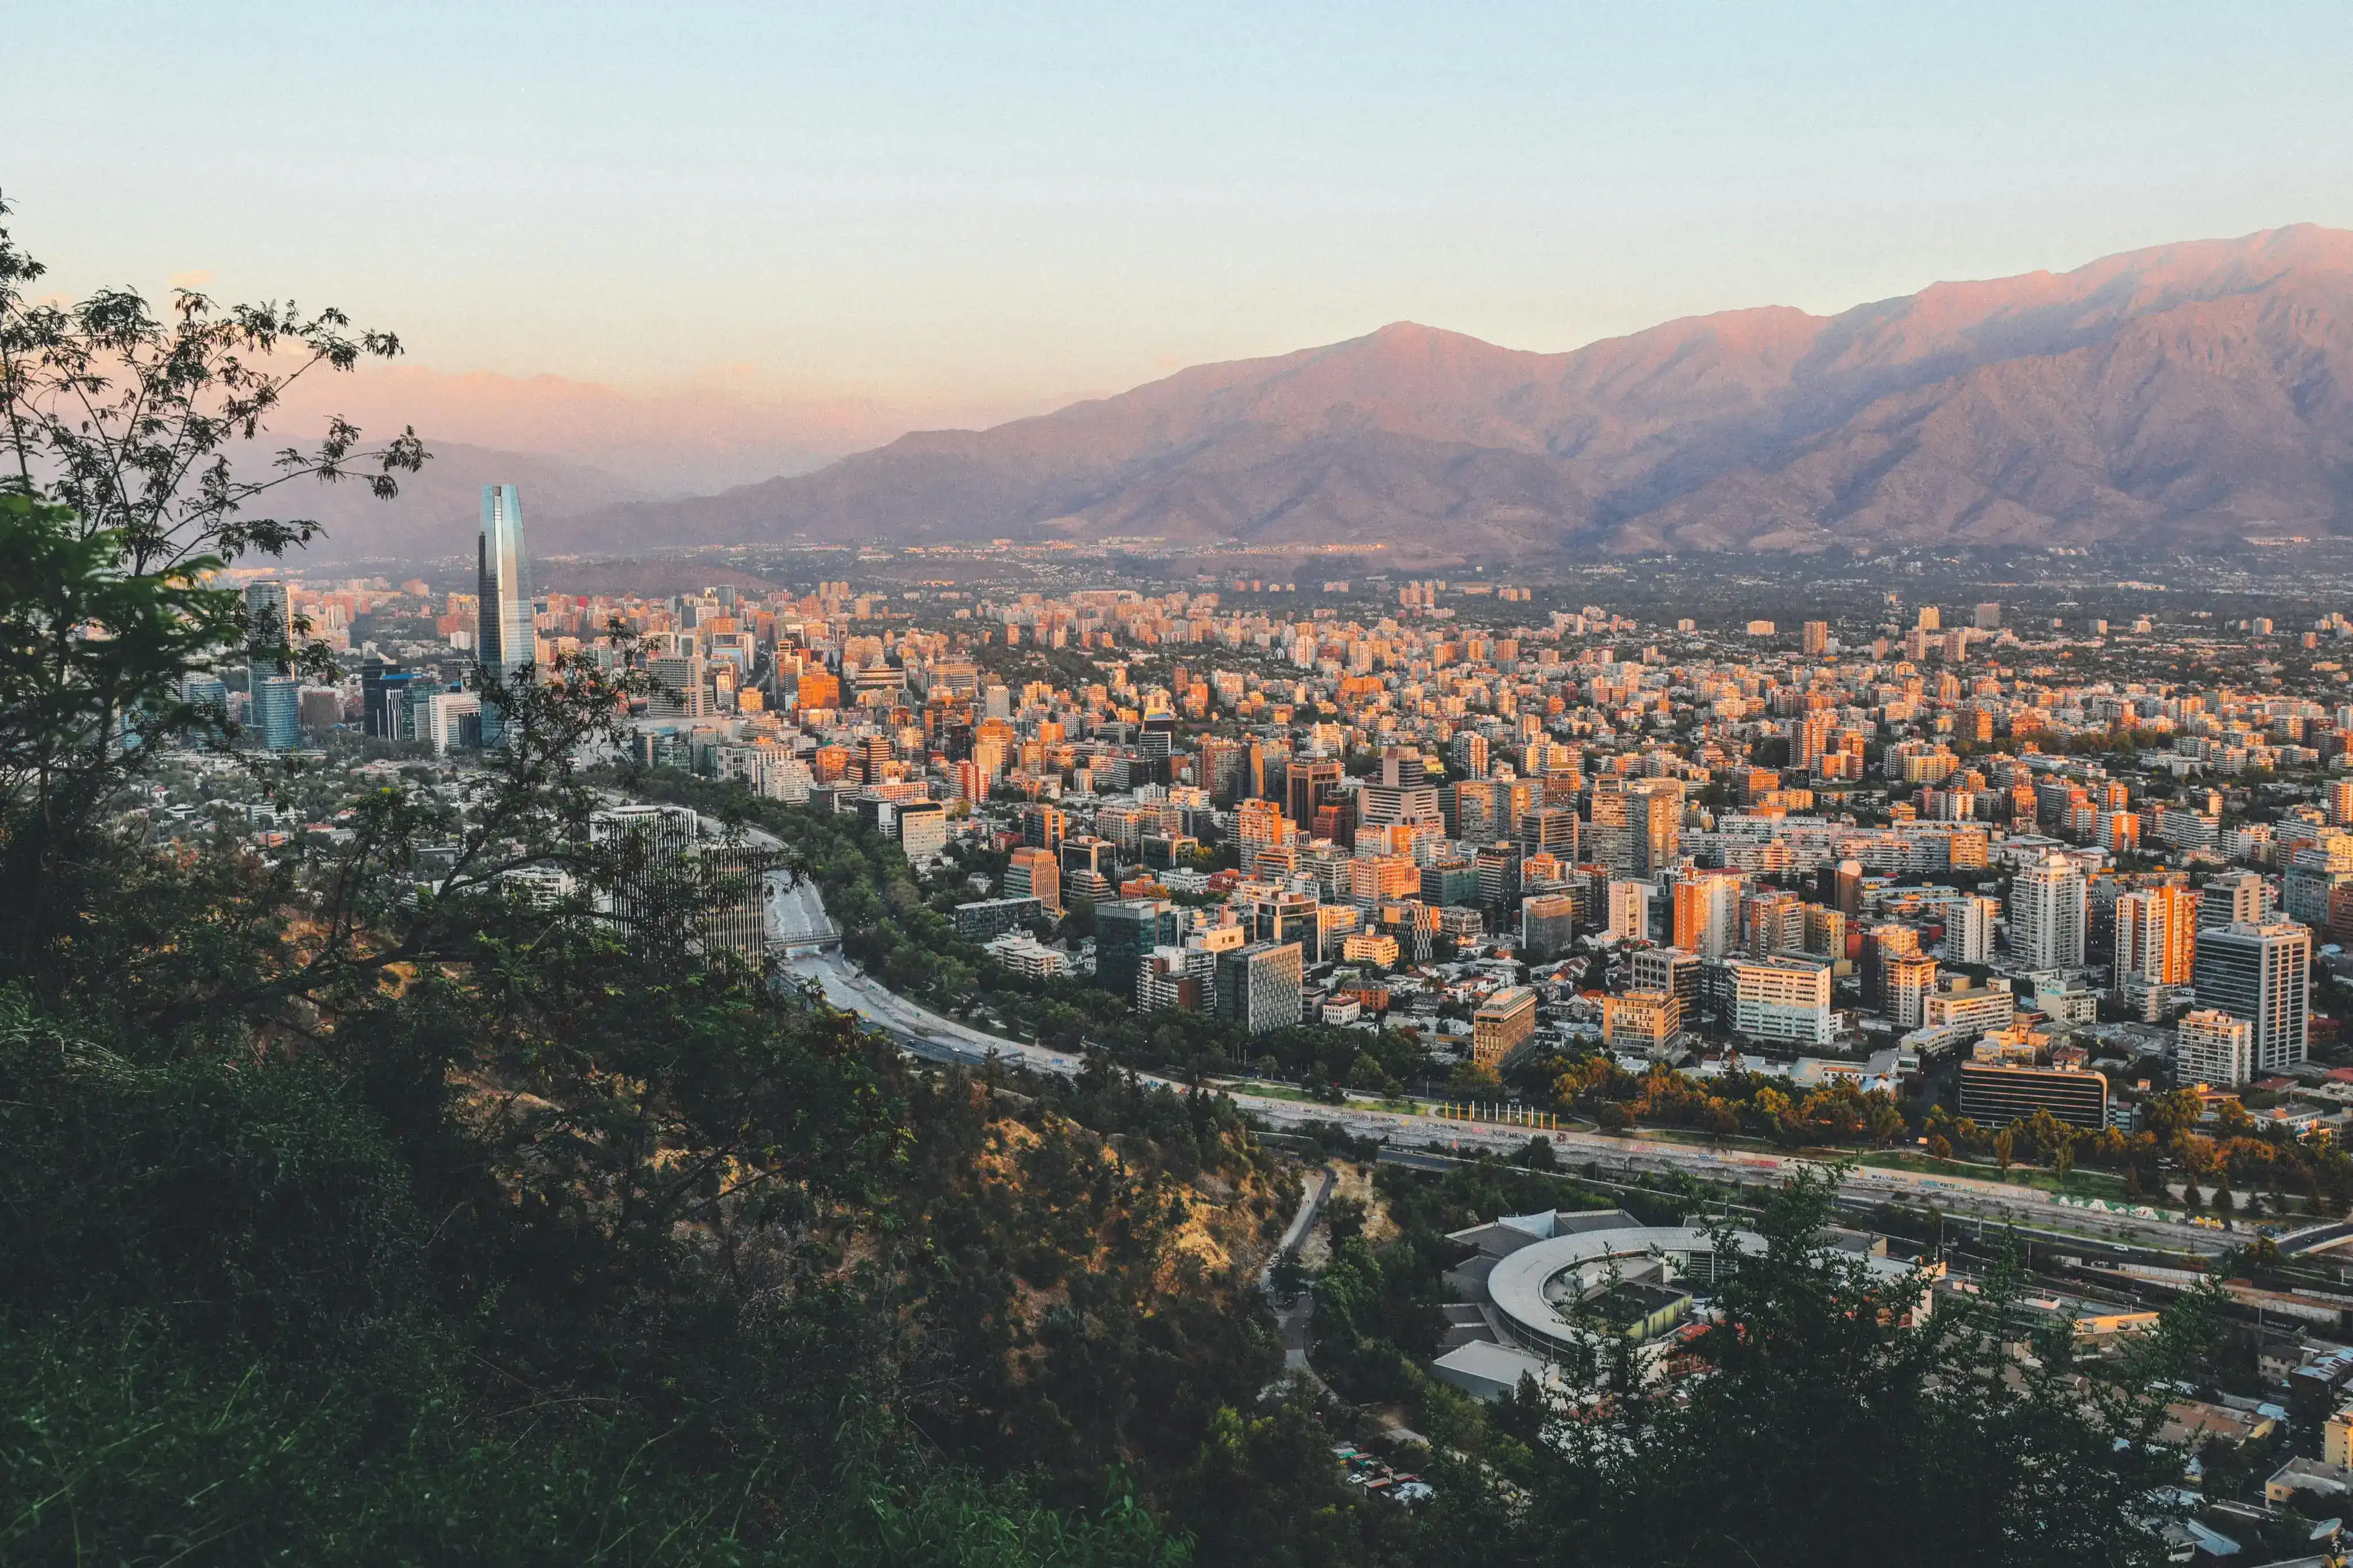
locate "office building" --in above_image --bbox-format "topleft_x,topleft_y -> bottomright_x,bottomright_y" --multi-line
2200,870 -> 2270,928
2193,920 -> 2312,1073
1471,986 -> 1540,1071
476,483 -> 534,743
1630,947 -> 1702,1026
1286,758 -> 1341,835
895,801 -> 947,860
361,658 -> 419,740
1958,1060 -> 2108,1131
954,896 -> 1044,943
243,578 -> 291,677
1520,893 -> 1576,961
1096,898 -> 1178,1003
1215,941 -> 1304,1036
695,847 -> 772,962
590,803 -> 699,934
2175,1009 -> 2255,1088
250,674 -> 300,752
1006,846 -> 1062,912
1518,805 -> 1579,863
421,690 -> 481,755
1421,856 -> 1481,907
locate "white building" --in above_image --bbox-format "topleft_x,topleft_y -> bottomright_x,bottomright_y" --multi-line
2175,1008 -> 2254,1088
1727,956 -> 1834,1047
2009,853 -> 2086,970
985,932 -> 1069,980
1941,895 -> 1997,965
1607,879 -> 1652,942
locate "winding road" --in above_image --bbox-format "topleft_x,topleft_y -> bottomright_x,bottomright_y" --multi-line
759,863 -> 2230,1259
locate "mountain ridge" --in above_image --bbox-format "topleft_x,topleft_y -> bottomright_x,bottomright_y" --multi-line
539,224 -> 2353,558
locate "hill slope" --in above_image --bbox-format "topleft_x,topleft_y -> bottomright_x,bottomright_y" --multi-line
553,225 -> 2353,558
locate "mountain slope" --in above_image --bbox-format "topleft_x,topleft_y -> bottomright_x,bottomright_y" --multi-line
551,225 -> 2353,557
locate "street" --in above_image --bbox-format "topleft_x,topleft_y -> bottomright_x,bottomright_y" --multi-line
763,872 -> 2232,1259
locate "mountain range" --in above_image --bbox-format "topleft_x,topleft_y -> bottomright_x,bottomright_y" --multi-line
327,226 -> 2353,562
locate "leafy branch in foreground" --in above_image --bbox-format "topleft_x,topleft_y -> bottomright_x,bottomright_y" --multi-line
0,189 -> 426,577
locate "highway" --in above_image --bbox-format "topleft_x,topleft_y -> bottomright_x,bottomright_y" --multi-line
758,867 -> 2231,1259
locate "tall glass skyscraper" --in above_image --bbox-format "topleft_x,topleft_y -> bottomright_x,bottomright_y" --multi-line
242,580 -> 298,751
476,484 -> 534,743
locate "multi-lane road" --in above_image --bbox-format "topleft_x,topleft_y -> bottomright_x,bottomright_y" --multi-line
758,865 -> 2229,1258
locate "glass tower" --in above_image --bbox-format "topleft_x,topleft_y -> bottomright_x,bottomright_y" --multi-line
476,484 -> 534,743
242,580 -> 297,750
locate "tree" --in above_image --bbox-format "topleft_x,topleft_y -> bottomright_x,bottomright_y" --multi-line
1,192 -> 423,579
1426,1168 -> 2215,1566
0,493 -> 244,982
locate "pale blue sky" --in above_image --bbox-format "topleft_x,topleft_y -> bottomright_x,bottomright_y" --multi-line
11,1 -> 2351,412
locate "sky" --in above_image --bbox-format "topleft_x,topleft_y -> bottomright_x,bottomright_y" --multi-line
11,1 -> 2353,487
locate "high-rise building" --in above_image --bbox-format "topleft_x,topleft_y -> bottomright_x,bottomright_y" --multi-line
1885,953 -> 1938,1030
1630,946 -> 1702,1026
1796,711 -> 1835,774
1672,871 -> 1742,959
1474,841 -> 1522,909
1973,603 -> 2002,631
1607,879 -> 1651,942
2331,778 -> 2353,830
1006,847 -> 1062,913
1834,858 -> 1864,919
1519,893 -> 1576,961
361,657 -> 419,740
476,484 -> 534,743
1286,758 -> 1341,832
1631,778 -> 1683,875
2193,920 -> 2311,1073
2285,835 -> 2353,929
251,674 -> 300,752
1359,751 -> 1442,836
1096,899 -> 1178,1004
2200,870 -> 2270,928
243,579 -> 291,677
1215,941 -> 1303,1036
590,803 -> 699,929
2009,853 -> 2087,970
1517,805 -> 1579,864
1471,986 -> 1540,1070
1800,620 -> 1830,656
2115,886 -> 2198,987
2175,1009 -> 2255,1088
1742,888 -> 1807,959
1941,895 -> 1997,965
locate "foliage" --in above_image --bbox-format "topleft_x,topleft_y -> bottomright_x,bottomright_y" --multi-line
1417,1169 -> 2213,1567
1,192 -> 423,577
